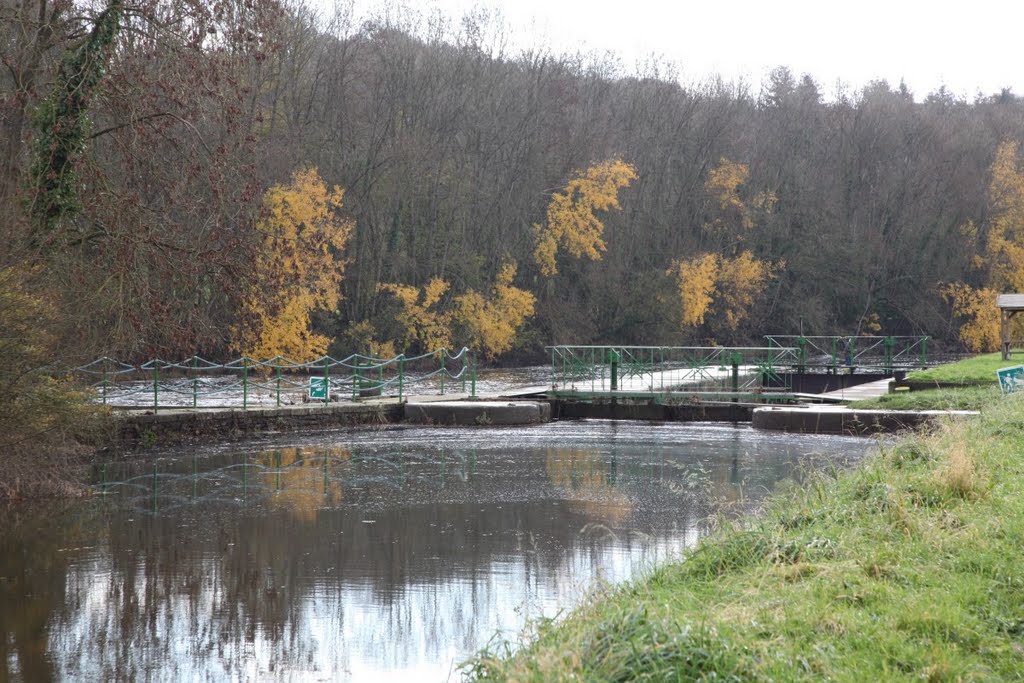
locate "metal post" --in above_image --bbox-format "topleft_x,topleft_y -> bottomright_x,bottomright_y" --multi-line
830,337 -> 839,375
192,356 -> 198,409
242,357 -> 248,409
731,353 -> 740,400
921,337 -> 928,369
610,350 -> 619,392
461,352 -> 467,393
884,337 -> 894,375
276,356 -> 281,407
660,347 -> 665,391
101,369 -> 108,405
354,358 -> 362,401
797,337 -> 807,374
440,351 -> 446,395
398,356 -> 405,402
324,358 -> 330,405
153,360 -> 160,414
471,357 -> 477,399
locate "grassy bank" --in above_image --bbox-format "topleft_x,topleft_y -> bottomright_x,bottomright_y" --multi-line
907,352 -> 1016,384
852,385 -> 1000,411
466,392 -> 1024,681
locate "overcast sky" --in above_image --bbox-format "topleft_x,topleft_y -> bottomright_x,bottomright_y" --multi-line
322,0 -> 1023,101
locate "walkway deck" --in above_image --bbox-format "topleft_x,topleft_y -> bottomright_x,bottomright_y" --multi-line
793,378 -> 895,404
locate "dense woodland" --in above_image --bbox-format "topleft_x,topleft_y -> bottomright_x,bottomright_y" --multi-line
5,0 -> 1024,371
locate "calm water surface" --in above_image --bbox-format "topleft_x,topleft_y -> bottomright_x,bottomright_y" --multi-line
0,420 -> 875,682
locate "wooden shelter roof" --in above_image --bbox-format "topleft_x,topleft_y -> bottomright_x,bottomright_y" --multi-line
996,294 -> 1024,310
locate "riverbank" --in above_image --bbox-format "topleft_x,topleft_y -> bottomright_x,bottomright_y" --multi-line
465,391 -> 1024,680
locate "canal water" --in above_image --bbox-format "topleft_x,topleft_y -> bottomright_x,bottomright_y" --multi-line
0,420 -> 875,682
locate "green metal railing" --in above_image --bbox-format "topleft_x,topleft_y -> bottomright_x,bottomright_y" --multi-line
547,345 -> 801,398
75,348 -> 476,412
764,335 -> 930,373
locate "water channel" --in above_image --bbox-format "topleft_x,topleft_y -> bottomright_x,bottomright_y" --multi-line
0,420 -> 876,682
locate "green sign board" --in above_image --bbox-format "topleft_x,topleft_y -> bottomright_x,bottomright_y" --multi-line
996,365 -> 1024,394
308,376 -> 330,401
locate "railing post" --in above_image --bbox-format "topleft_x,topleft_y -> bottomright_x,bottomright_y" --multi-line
797,337 -> 807,374
731,352 -> 741,403
830,337 -> 839,375
461,352 -> 467,393
610,349 -> 619,392
101,367 -> 108,406
471,355 -> 477,398
921,337 -> 928,369
884,336 -> 895,375
276,356 -> 282,407
192,356 -> 198,409
352,359 -> 359,400
398,356 -> 405,402
153,360 -> 160,414
324,358 -> 330,405
242,357 -> 248,410
440,351 -> 446,395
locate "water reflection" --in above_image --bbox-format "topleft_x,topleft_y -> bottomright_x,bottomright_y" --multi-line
0,421 -> 874,682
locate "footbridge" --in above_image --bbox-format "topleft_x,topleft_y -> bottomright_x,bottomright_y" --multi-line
547,336 -> 931,403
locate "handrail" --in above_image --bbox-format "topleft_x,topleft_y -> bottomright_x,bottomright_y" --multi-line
74,347 -> 474,411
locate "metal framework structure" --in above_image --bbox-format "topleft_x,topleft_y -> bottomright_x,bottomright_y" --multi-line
547,345 -> 801,399
75,348 -> 474,412
763,336 -> 930,373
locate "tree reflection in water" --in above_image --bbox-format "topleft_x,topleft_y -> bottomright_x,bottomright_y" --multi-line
0,422 -> 872,681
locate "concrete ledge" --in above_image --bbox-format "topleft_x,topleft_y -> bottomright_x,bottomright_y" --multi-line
404,400 -> 551,426
752,406 -> 978,435
116,403 -> 403,449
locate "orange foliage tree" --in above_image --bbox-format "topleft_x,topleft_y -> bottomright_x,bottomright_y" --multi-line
235,167 -> 352,360
533,159 -> 637,276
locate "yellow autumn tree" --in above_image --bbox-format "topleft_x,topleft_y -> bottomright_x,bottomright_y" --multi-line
667,253 -> 719,326
669,159 -> 781,334
716,250 -> 781,330
704,157 -> 777,234
379,278 -> 453,352
235,167 -> 352,360
453,261 -> 536,360
944,140 -> 1024,351
533,159 -> 638,276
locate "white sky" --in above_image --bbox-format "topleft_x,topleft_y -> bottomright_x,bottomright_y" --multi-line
322,0 -> 1024,101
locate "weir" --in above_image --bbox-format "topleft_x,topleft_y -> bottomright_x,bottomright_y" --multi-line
83,335 -> 949,444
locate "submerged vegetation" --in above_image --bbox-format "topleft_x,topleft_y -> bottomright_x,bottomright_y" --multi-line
465,391 -> 1024,680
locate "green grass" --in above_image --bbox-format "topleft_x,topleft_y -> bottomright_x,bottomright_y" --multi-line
907,352 -> 1017,384
464,392 -> 1024,681
852,385 -> 1000,411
